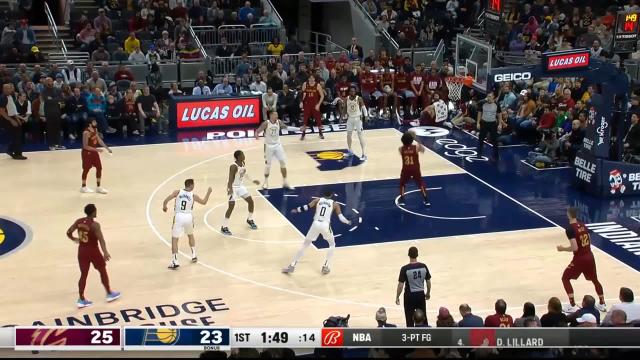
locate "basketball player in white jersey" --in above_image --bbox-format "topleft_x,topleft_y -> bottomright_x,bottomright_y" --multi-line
345,86 -> 368,160
221,150 -> 260,236
162,179 -> 212,269
254,110 -> 293,190
282,190 -> 351,275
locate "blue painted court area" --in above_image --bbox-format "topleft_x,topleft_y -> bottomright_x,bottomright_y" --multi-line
260,174 -> 553,249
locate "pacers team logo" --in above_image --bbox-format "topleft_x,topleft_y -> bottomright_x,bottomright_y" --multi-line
609,169 -> 626,195
0,217 -> 31,258
307,149 -> 363,171
143,328 -> 181,345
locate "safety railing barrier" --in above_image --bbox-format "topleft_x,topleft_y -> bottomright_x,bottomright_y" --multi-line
352,0 -> 399,55
192,25 -> 287,48
45,0 -> 68,56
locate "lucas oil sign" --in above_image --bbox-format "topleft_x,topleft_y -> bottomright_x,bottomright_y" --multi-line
172,96 -> 262,129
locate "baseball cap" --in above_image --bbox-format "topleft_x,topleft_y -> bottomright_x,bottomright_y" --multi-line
31,45 -> 39,53
376,307 -> 387,322
520,89 -> 528,96
576,313 -> 597,324
438,307 -> 451,319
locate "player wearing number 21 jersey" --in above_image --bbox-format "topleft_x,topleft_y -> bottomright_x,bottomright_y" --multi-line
163,179 -> 212,269
557,207 -> 607,313
255,110 -> 293,190
399,131 -> 430,207
282,190 -> 352,275
66,203 -> 120,308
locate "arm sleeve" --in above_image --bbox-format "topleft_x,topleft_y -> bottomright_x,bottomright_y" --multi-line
424,265 -> 432,280
398,266 -> 406,283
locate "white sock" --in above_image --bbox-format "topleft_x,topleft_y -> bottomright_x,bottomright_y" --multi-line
358,131 -> 366,156
247,212 -> 254,221
190,247 -> 196,257
222,217 -> 229,227
172,253 -> 178,262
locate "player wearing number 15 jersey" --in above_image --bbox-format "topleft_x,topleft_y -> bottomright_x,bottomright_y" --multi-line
163,179 -> 212,269
66,204 -> 120,308
557,207 -> 606,313
282,190 -> 351,275
399,131 -> 430,207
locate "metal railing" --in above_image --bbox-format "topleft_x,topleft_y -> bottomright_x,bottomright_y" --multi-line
263,0 -> 284,27
352,0 -> 399,55
397,40 -> 446,68
188,21 -> 208,59
48,51 -> 90,64
302,31 -> 348,54
210,51 -> 346,77
44,0 -> 68,56
192,25 -> 287,49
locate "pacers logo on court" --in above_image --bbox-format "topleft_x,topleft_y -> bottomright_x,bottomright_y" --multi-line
143,328 -> 181,345
307,149 -> 363,171
0,217 -> 31,258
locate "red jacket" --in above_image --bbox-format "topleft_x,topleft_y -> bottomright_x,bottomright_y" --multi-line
538,111 -> 556,129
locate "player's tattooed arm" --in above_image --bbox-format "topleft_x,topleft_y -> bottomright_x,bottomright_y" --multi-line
162,190 -> 179,212
66,222 -> 79,243
254,121 -> 268,139
96,134 -> 112,153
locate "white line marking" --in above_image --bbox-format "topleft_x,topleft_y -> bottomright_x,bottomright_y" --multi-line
283,194 -> 299,197
520,159 -> 571,171
358,217 -> 363,224
352,209 -> 360,214
348,226 -> 358,232
395,189 -> 485,220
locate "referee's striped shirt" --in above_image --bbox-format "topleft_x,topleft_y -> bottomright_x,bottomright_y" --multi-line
398,262 -> 431,294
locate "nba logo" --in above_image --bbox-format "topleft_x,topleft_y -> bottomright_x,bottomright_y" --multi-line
469,329 -> 496,347
321,328 -> 344,347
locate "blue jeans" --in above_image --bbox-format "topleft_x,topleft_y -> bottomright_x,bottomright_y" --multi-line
528,151 -> 552,165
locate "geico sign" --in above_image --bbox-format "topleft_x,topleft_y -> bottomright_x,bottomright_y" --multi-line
493,72 -> 532,82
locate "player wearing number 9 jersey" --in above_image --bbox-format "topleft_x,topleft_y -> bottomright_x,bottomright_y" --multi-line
399,131 -> 430,207
282,190 -> 352,275
163,179 -> 212,269
557,207 -> 607,313
66,203 -> 120,308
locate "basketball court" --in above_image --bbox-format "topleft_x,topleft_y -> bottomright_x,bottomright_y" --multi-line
2,125 -> 640,345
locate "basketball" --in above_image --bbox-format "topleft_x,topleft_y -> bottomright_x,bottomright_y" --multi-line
156,328 -> 177,344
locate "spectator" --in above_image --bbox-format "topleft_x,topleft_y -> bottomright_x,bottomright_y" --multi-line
267,37 -> 284,57
283,36 -> 303,55
112,46 -> 129,62
375,307 -> 396,328
62,61 -> 83,85
0,83 -> 27,159
91,45 -> 111,62
120,89 -> 139,136
146,44 -> 161,64
65,87 -> 88,140
215,37 -> 234,58
87,86 -> 113,134
262,87 -> 278,121
5,47 -> 23,63
1,22 -> 16,51
168,83 -> 183,96
86,71 -> 107,95
76,23 -> 97,52
192,80 -> 211,96
514,302 -> 541,327
114,65 -> 135,82
14,91 -> 31,132
27,45 -> 44,63
567,295 -> 601,326
93,8 -> 112,39
277,84 -> 298,126
170,0 -> 188,21
527,131 -> 559,167
136,85 -> 162,136
128,46 -> 147,64
98,62 -> 112,83
106,82 -> 122,102
124,32 -> 141,54
14,19 -> 36,52
436,307 -> 456,327
249,75 -> 267,93
541,297 -> 569,327
590,39 -> 603,58
258,10 -> 276,26
608,310 -> 629,327
188,0 -> 204,20
484,299 -> 513,327
156,31 -> 175,59
412,308 -> 429,327
363,0 -> 378,18
575,313 -> 597,327
603,287 -> 640,325
238,1 -> 255,22
147,63 -> 163,103
267,72 -> 283,93
212,76 -> 233,96
457,303 -> 483,327
347,37 -> 364,61
105,94 -> 122,134
560,119 -> 585,161
40,77 -> 65,150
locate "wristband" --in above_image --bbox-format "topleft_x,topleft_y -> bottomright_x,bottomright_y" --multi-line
296,205 -> 309,212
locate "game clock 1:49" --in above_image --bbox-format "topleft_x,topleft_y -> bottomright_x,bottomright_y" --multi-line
614,11 -> 640,53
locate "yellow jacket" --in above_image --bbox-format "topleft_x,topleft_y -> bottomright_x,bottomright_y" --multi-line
124,37 -> 141,54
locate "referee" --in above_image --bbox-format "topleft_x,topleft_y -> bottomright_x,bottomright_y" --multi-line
396,246 -> 431,327
476,92 -> 503,161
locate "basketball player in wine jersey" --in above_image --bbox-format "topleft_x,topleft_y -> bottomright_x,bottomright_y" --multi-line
301,76 -> 324,140
345,86 -> 368,160
221,150 -> 261,235
162,179 -> 212,269
282,190 -> 351,275
66,204 -> 120,308
399,132 -> 430,207
81,118 -> 112,194
557,207 -> 607,313
254,110 -> 293,190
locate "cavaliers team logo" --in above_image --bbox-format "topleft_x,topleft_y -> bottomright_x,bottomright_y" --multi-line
0,216 -> 32,258
609,169 -> 626,195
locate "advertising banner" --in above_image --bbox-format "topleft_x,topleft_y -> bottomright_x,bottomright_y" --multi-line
581,93 -> 612,158
574,150 -> 640,197
170,95 -> 262,130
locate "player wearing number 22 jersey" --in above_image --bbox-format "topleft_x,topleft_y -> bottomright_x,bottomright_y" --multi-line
66,204 -> 120,308
399,131 -> 430,207
557,207 -> 607,313
163,179 -> 212,269
282,190 -> 352,275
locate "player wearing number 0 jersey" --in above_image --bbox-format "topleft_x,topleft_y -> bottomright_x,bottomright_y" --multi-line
221,150 -> 261,236
255,111 -> 293,190
345,86 -> 368,160
282,190 -> 352,275
399,131 -> 430,207
557,207 -> 607,313
66,204 -> 120,308
163,179 -> 212,269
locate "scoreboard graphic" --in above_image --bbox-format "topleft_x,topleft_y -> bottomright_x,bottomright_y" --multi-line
614,11 -> 640,53
3,327 -> 640,350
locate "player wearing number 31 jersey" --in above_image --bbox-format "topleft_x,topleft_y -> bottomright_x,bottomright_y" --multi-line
163,179 -> 212,269
399,131 -> 430,207
557,207 -> 607,313
282,190 -> 351,275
